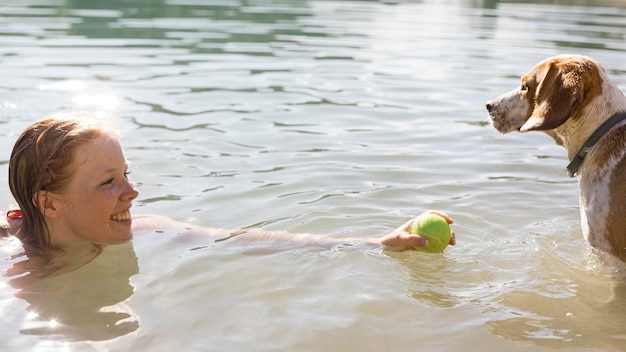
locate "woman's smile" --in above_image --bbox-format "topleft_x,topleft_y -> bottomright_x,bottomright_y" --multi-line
110,209 -> 132,222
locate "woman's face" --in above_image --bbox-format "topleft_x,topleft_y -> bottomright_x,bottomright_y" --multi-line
49,135 -> 139,245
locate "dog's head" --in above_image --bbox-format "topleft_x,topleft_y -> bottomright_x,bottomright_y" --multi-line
486,55 -> 603,135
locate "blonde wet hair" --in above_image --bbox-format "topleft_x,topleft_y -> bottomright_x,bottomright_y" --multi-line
9,111 -> 119,248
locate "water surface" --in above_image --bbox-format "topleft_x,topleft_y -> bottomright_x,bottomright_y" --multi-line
1,0 -> 626,351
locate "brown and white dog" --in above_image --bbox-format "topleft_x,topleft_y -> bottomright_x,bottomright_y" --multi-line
486,54 -> 626,261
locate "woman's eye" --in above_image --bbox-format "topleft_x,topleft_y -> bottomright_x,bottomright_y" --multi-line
101,171 -> 130,186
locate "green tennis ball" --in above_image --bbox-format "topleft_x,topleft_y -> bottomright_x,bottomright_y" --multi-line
410,213 -> 451,253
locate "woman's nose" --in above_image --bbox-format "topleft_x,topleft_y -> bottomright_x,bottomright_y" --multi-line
122,178 -> 139,201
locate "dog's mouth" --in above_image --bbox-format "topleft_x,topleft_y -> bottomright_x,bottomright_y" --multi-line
486,101 -> 503,129
486,106 -> 527,134
486,110 -> 506,132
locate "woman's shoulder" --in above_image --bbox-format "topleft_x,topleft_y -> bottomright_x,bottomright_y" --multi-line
131,214 -> 179,231
131,214 -> 228,238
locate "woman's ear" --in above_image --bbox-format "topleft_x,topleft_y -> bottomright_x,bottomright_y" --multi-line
33,190 -> 61,219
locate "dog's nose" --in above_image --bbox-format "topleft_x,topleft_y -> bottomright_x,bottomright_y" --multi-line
486,101 -> 494,112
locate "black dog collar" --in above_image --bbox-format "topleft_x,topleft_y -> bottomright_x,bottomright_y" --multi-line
566,111 -> 626,177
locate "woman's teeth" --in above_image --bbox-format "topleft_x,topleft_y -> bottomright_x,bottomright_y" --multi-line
111,210 -> 131,221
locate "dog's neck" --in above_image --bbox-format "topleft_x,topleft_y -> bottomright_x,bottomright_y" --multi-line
549,78 -> 626,162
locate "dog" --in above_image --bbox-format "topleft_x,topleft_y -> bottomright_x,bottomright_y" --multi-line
486,54 -> 626,261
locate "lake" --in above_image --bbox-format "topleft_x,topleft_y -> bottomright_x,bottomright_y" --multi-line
1,0 -> 626,351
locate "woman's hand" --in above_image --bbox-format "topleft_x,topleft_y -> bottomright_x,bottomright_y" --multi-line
379,210 -> 455,251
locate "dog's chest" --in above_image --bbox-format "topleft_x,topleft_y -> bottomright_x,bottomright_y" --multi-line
578,129 -> 626,259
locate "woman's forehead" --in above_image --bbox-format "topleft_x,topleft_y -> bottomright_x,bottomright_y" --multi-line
72,135 -> 128,168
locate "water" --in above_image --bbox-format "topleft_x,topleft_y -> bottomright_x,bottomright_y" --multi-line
1,0 -> 626,350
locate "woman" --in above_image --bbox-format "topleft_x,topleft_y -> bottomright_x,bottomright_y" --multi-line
2,111 -> 455,258
0,112 -> 455,340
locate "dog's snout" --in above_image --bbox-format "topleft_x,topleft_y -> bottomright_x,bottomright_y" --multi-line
486,101 -> 494,112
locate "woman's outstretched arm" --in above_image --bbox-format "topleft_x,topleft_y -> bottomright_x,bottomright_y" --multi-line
132,211 -> 455,252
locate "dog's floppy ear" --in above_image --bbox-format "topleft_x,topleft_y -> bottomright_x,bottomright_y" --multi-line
520,62 -> 579,132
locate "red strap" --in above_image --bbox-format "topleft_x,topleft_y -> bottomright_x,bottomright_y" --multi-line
7,209 -> 22,219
